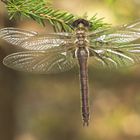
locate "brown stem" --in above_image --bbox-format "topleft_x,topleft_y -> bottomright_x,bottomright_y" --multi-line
1,0 -> 8,4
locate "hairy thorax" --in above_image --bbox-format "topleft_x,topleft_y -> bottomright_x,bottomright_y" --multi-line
75,29 -> 88,48
74,28 -> 90,59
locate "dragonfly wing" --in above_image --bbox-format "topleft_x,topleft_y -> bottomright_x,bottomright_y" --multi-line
0,27 -> 74,50
89,43 -> 140,68
0,27 -> 37,45
3,50 -> 76,74
19,35 -> 74,50
89,20 -> 140,44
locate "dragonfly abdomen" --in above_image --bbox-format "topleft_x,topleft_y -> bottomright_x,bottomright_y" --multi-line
76,48 -> 90,126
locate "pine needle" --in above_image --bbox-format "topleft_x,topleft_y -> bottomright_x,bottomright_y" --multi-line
1,0 -> 109,32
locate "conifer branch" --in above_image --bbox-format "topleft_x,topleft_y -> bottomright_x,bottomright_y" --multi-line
1,0 -> 109,32
89,14 -> 109,31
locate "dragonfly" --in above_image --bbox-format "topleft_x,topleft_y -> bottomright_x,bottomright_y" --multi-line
0,18 -> 140,126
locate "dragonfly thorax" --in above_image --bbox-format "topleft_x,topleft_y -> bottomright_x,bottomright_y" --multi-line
72,19 -> 90,47
75,28 -> 88,47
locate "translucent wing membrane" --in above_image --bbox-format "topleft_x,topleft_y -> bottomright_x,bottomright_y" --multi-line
89,43 -> 140,68
20,35 -> 74,50
0,27 -> 37,45
1,20 -> 140,71
89,20 -> 140,44
88,20 -> 140,68
0,27 -> 74,50
3,50 -> 76,74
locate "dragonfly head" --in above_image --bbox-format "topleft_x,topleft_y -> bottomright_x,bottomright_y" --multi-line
72,19 -> 90,29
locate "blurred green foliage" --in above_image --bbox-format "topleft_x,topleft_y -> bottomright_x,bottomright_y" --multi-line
105,0 -> 116,4
3,0 -> 109,32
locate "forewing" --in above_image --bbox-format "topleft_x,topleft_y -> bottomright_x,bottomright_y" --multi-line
19,35 -> 74,50
89,20 -> 140,44
89,43 -> 140,69
0,27 -> 74,50
89,20 -> 140,68
3,50 -> 76,74
0,27 -> 37,45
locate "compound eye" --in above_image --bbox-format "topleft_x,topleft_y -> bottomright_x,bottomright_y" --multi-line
71,20 -> 79,28
72,19 -> 90,28
82,20 -> 90,27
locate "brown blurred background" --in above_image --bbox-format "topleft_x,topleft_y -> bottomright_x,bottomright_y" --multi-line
0,0 -> 140,140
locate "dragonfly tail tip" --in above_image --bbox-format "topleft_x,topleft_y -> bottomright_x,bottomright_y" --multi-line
83,120 -> 89,127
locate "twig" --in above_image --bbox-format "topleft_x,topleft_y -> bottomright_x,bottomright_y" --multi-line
1,0 -> 8,4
